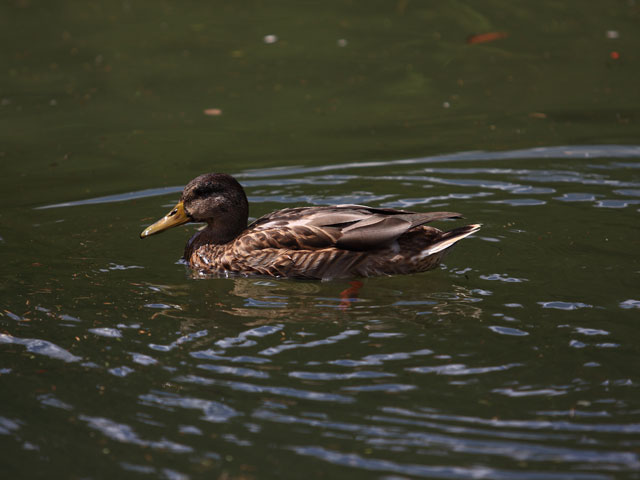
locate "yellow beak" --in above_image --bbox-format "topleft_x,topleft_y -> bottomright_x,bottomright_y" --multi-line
140,201 -> 190,238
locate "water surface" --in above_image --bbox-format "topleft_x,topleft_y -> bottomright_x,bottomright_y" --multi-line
1,2 -> 639,479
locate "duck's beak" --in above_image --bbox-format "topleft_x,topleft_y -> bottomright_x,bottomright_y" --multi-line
140,201 -> 190,238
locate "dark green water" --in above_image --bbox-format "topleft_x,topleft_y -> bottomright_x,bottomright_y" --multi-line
2,2 -> 640,479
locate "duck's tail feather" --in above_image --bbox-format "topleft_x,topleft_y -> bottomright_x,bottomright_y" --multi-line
420,224 -> 481,258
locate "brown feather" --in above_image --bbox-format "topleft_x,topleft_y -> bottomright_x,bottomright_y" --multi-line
142,173 -> 480,279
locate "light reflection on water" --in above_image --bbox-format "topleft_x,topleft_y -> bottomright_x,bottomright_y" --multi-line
2,145 -> 640,478
36,144 -> 640,210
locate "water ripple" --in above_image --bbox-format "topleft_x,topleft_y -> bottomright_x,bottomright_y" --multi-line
0,333 -> 81,363
0,417 -> 21,435
37,394 -> 73,411
620,299 -> 640,309
489,326 -> 530,336
341,383 -> 416,392
539,301 -> 593,310
260,329 -> 361,356
480,273 -> 528,283
89,327 -> 122,338
139,392 -> 240,423
196,363 -> 269,379
176,374 -> 355,403
16,142 -> 640,479
215,324 -> 283,350
493,387 -> 568,397
149,329 -> 209,352
80,415 -> 193,453
288,445 -> 613,479
407,362 -> 522,376
330,348 -> 433,367
37,145 -> 640,210
381,407 -> 640,434
130,352 -> 158,365
289,370 -> 395,380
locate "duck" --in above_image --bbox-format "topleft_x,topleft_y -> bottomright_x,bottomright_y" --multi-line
140,173 -> 480,279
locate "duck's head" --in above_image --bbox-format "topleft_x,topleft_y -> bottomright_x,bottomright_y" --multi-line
140,173 -> 249,242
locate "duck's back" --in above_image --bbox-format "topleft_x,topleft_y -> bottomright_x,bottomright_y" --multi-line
187,205 -> 479,279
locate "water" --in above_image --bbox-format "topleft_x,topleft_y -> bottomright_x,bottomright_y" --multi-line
2,2 -> 640,479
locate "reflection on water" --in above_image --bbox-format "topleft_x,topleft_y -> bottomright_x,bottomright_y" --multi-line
2,145 -> 640,479
36,144 -> 640,210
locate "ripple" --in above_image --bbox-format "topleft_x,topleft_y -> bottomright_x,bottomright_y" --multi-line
408,363 -> 522,376
190,350 -> 270,364
381,192 -> 492,208
569,340 -> 587,349
368,332 -> 405,338
480,273 -> 528,283
330,348 -> 433,367
493,387 -> 568,397
108,366 -> 135,377
382,406 -> 640,434
3,310 -> 24,322
413,176 -> 525,191
98,263 -> 144,272
289,370 -> 395,380
36,185 -> 183,209
489,198 -> 547,206
554,193 -> 598,202
538,301 -> 593,310
574,327 -> 609,336
40,145 -> 640,209
519,172 -> 640,188
196,363 -> 269,379
489,326 -> 529,336
259,329 -> 360,356
148,329 -> 208,352
111,324 -> 137,333
143,303 -> 181,309
0,416 -> 21,435
614,188 -> 640,196
535,409 -> 611,418
176,374 -> 355,403
178,425 -> 202,435
80,415 -> 193,453
89,327 -> 122,338
595,199 -> 640,208
38,394 -> 73,410
130,352 -> 158,365
214,325 -> 283,350
139,392 -> 240,423
288,445 -> 613,479
0,333 -> 81,363
21,142 -> 640,479
341,383 -> 416,392
620,299 -> 640,309
119,463 -> 156,475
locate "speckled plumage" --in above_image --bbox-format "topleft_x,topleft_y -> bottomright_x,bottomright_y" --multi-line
141,173 -> 480,280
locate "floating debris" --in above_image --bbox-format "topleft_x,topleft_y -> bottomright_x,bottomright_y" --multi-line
467,31 -> 508,45
263,34 -> 278,44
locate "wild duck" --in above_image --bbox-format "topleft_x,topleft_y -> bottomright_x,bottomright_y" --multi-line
140,173 -> 480,279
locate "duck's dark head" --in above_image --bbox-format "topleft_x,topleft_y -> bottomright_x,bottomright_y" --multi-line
140,173 -> 249,244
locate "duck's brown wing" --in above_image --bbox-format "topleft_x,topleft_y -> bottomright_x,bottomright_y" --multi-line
245,205 -> 462,251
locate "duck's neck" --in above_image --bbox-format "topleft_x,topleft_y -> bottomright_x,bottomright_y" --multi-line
183,219 -> 246,260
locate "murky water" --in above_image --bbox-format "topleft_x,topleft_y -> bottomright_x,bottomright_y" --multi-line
2,2 -> 640,479
3,146 -> 640,479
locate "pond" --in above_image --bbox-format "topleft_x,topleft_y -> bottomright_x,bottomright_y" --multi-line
1,2 -> 639,479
